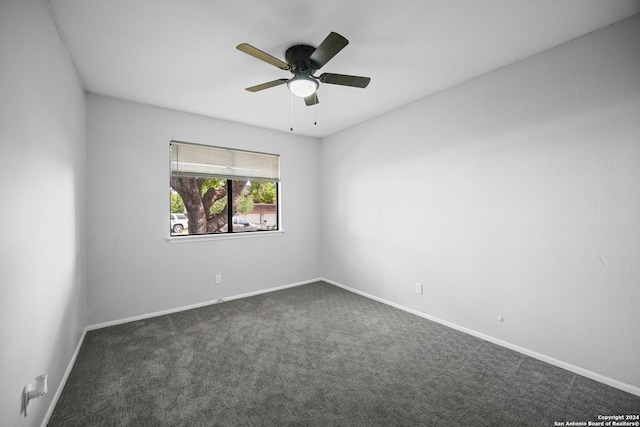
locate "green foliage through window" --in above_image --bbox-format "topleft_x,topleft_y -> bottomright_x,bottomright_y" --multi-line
251,181 -> 277,203
170,191 -> 185,213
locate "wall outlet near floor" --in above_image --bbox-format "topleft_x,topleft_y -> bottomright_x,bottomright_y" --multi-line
415,282 -> 423,295
215,274 -> 222,285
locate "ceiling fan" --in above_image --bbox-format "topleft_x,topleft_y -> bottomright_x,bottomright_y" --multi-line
237,32 -> 370,106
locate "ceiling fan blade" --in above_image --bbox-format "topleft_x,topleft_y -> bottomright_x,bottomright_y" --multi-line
245,79 -> 288,92
319,73 -> 371,88
304,93 -> 319,106
309,32 -> 349,69
237,43 -> 289,70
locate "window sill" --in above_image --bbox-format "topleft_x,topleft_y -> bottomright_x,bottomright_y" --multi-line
167,230 -> 284,244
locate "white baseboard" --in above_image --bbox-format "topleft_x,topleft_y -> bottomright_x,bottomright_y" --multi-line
41,328 -> 87,427
321,277 -> 640,398
87,278 -> 321,331
87,299 -> 219,331
220,278 -> 323,303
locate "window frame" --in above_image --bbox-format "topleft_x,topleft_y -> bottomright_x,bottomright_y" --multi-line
168,141 -> 282,242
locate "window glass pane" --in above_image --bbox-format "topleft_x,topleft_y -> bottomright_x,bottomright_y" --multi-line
170,178 -> 229,235
229,180 -> 278,232
245,180 -> 278,231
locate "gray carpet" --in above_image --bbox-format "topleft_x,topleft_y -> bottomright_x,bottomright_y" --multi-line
49,281 -> 639,426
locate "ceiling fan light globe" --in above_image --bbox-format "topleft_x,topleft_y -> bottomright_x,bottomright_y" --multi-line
287,76 -> 318,98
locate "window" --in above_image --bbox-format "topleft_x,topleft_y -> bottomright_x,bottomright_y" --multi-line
170,141 -> 279,237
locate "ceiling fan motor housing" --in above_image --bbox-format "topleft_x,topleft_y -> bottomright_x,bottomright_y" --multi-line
285,45 -> 317,75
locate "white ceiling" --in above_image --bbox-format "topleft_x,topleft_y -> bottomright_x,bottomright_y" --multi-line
47,0 -> 640,138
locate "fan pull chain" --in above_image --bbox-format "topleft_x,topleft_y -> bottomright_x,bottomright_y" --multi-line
314,99 -> 318,126
290,91 -> 294,132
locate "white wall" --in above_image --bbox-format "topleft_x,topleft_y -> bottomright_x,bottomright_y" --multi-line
321,15 -> 640,391
0,1 -> 87,425
86,95 -> 321,325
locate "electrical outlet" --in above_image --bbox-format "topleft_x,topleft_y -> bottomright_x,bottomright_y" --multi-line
215,274 -> 222,285
498,315 -> 504,323
415,282 -> 423,295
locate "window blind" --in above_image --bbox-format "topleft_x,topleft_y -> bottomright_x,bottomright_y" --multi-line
170,141 -> 280,181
